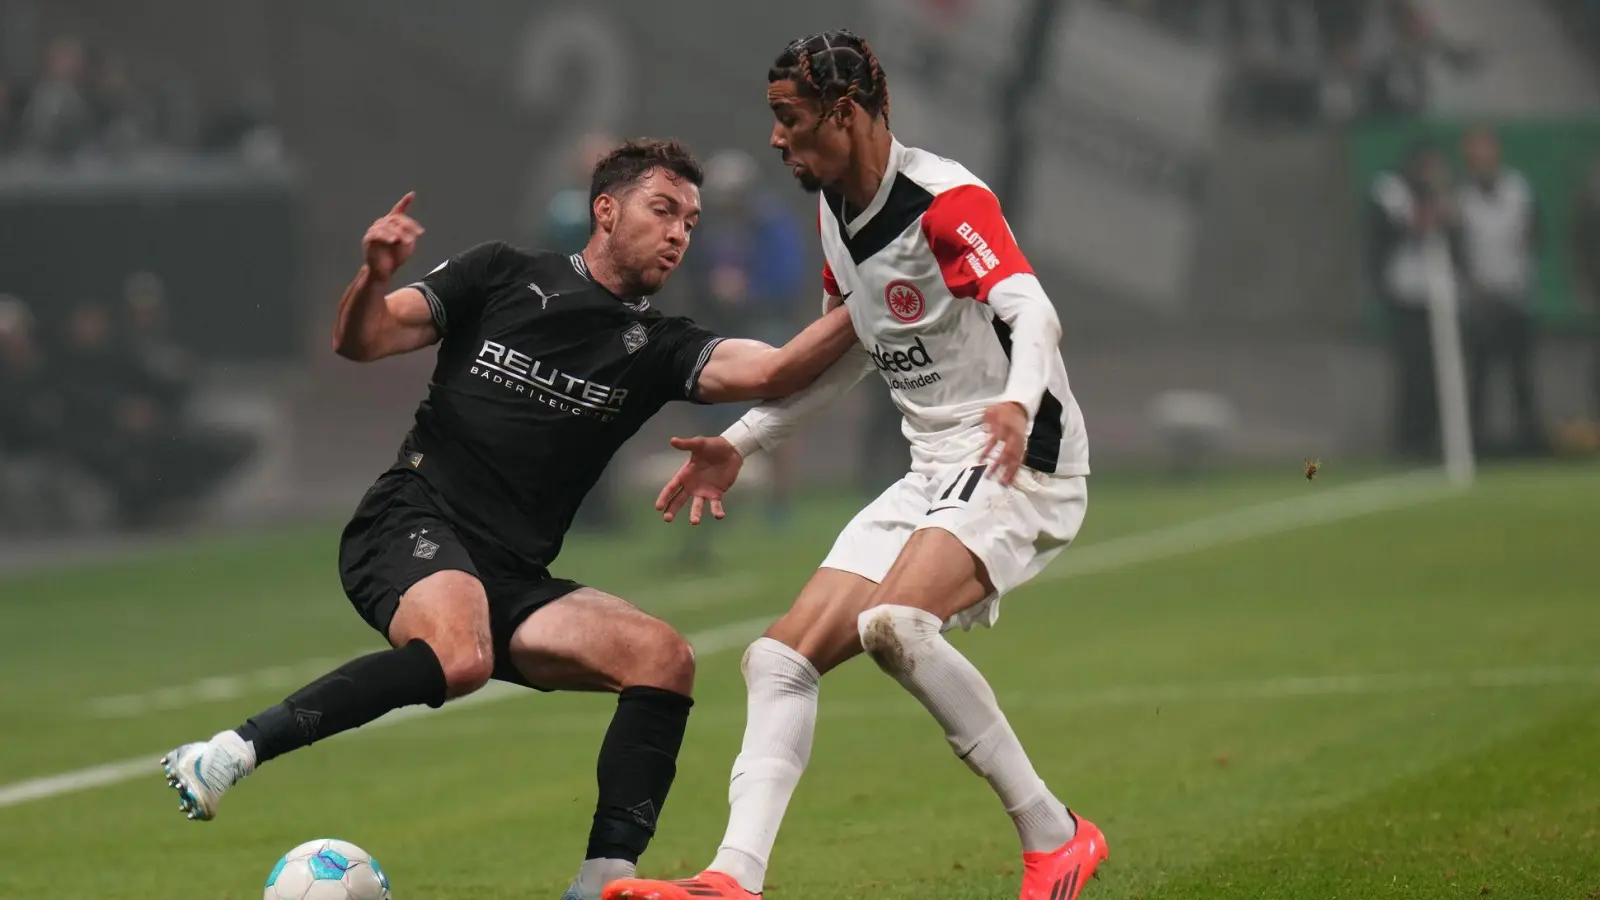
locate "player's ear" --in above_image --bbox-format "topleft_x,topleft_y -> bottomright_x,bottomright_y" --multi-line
593,193 -> 617,234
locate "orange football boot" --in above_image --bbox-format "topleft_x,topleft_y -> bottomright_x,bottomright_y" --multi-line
603,870 -> 757,900
1019,813 -> 1109,900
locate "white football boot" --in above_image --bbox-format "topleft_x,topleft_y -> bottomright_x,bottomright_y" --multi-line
161,730 -> 255,821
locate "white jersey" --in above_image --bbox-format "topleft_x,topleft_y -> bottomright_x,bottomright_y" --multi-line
819,139 -> 1089,476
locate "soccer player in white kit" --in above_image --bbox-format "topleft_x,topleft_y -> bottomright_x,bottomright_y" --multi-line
606,30 -> 1108,900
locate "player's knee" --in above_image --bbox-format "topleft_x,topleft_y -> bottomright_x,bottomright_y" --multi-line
741,636 -> 819,686
857,605 -> 942,676
626,621 -> 696,693
432,635 -> 494,698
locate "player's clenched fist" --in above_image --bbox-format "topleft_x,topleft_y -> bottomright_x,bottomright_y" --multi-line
362,192 -> 425,281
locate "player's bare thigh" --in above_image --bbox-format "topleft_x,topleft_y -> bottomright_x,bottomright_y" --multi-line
764,567 -> 883,675
508,588 -> 696,695
865,526 -> 992,627
386,569 -> 494,700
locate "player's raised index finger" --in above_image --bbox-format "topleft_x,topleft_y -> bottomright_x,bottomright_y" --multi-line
391,192 -> 416,215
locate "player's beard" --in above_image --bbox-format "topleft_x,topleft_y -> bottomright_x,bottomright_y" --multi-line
796,171 -> 824,193
622,249 -> 673,297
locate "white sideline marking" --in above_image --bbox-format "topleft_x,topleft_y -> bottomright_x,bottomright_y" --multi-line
0,471 -> 1461,810
86,659 -> 348,719
82,575 -> 760,719
0,758 -> 158,809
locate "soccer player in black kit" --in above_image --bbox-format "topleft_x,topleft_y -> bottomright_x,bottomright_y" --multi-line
161,139 -> 858,900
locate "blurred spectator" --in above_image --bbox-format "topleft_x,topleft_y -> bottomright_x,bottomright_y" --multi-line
92,52 -> 154,157
0,295 -> 77,530
48,299 -> 255,527
1456,126 -> 1547,457
695,149 -> 806,511
1109,0 -> 1479,125
0,295 -> 64,459
1,32 -> 280,164
54,301 -> 166,524
17,34 -> 94,159
201,77 -> 286,163
1225,0 -> 1326,125
1368,139 -> 1461,460
1568,157 -> 1600,418
124,271 -> 194,410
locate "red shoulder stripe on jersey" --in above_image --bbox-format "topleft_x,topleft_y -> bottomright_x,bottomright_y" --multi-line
920,184 -> 1033,303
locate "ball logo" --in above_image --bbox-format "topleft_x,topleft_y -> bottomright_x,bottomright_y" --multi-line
885,280 -> 926,323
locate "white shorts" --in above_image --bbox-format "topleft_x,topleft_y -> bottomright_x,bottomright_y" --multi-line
819,462 -> 1088,632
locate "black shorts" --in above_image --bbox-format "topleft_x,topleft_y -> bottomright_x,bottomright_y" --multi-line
338,473 -> 583,688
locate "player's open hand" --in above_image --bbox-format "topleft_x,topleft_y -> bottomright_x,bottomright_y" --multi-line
980,401 -> 1029,485
363,192 -> 425,281
657,436 -> 744,525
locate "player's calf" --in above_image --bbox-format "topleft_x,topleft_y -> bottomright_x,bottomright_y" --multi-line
858,527 -> 1080,857
857,602 -> 1077,852
508,590 -> 699,900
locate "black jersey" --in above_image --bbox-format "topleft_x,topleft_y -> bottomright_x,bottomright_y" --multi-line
385,241 -> 724,568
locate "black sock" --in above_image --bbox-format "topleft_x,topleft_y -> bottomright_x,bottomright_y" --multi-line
585,686 -> 694,862
235,639 -> 446,765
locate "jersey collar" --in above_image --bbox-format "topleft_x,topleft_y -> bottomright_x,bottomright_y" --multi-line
571,252 -> 651,312
832,138 -> 908,238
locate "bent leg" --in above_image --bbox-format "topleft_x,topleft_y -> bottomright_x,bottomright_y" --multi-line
165,569 -> 483,822
241,568 -> 490,765
508,588 -> 696,898
508,587 -> 695,694
703,476 -> 929,893
858,528 -> 1076,853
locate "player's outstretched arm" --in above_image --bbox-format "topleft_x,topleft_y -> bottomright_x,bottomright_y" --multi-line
657,336 -> 875,524
691,302 -> 857,403
332,193 -> 439,362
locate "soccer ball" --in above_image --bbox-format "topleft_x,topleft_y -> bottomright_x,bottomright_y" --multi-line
264,839 -> 391,900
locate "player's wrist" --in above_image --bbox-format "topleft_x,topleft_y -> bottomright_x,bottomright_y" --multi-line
995,397 -> 1035,420
721,420 -> 762,459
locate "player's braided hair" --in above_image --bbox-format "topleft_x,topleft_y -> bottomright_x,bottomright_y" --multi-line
769,29 -> 890,129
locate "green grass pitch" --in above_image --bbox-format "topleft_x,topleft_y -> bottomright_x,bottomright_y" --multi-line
0,463 -> 1596,899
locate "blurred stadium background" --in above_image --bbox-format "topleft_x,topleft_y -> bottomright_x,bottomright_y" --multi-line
0,1 -> 1597,898
1,0 -> 1596,544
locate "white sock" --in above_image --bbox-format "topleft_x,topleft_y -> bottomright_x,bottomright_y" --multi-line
858,605 -> 1075,853
570,858 -> 634,899
708,637 -> 820,894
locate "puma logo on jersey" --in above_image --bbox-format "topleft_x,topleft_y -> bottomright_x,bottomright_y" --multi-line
529,282 -> 563,309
